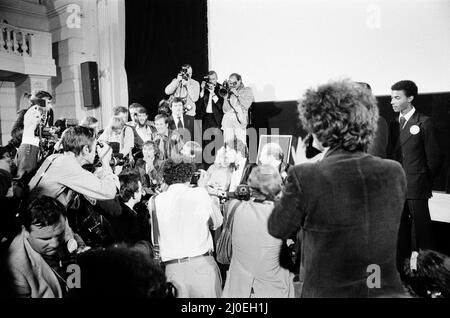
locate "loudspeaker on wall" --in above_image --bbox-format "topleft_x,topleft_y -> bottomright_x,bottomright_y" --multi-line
80,61 -> 100,108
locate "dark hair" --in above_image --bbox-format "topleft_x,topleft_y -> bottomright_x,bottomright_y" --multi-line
170,97 -> 185,107
224,137 -> 248,158
22,196 -> 66,231
391,80 -> 418,98
162,158 -> 195,185
402,249 -> 450,298
208,70 -> 217,77
68,244 -> 177,298
61,126 -> 96,156
157,100 -> 171,116
118,169 -> 141,202
136,106 -> 147,115
32,90 -> 53,101
181,63 -> 192,70
113,106 -> 129,116
229,73 -> 242,82
298,79 -> 378,152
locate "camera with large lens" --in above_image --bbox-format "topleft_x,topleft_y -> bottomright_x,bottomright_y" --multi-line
218,81 -> 230,98
109,152 -> 127,167
179,66 -> 190,81
190,171 -> 201,187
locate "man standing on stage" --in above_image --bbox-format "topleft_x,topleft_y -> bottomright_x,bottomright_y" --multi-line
198,71 -> 224,131
221,73 -> 254,144
387,80 -> 442,270
165,64 -> 200,117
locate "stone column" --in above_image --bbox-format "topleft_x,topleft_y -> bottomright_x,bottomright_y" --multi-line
97,0 -> 129,126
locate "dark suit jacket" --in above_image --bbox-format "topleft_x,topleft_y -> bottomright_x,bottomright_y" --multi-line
196,86 -> 224,126
368,116 -> 388,158
168,114 -> 195,141
387,111 -> 441,199
268,149 -> 408,297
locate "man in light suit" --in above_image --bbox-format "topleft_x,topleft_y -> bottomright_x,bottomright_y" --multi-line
387,80 -> 442,271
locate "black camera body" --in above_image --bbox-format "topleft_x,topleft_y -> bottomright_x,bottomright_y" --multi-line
109,153 -> 127,167
219,80 -> 235,98
180,66 -> 190,81
190,171 -> 201,186
216,184 -> 251,201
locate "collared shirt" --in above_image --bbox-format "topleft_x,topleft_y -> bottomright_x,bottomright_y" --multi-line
399,107 -> 415,129
153,183 -> 223,262
206,88 -> 215,114
229,157 -> 247,192
174,116 -> 184,129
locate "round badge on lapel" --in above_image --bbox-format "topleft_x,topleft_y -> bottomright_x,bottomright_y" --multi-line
410,125 -> 420,135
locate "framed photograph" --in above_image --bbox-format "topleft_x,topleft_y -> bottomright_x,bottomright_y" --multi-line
256,135 -> 293,165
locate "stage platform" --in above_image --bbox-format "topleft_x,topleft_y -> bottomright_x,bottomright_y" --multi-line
430,191 -> 450,223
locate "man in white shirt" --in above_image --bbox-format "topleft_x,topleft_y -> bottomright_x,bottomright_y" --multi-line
150,158 -> 223,298
164,64 -> 200,117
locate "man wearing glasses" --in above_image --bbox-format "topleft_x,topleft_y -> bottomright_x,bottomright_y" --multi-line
221,73 -> 254,144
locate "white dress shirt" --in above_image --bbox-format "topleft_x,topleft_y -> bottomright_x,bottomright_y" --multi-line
399,107 -> 415,129
175,116 -> 184,129
153,184 -> 223,262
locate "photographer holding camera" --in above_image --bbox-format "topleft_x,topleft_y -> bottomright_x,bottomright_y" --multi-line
221,73 -> 254,144
164,64 -> 200,117
221,165 -> 294,298
28,126 -> 119,208
198,70 -> 224,131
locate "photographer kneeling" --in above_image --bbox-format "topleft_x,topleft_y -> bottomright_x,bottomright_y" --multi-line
221,165 -> 294,298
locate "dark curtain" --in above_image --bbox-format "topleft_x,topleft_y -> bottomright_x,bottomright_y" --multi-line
125,0 -> 208,119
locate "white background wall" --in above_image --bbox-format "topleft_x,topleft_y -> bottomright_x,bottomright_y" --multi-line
208,0 -> 450,102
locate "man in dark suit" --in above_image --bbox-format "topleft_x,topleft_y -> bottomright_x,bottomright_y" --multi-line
386,80 -> 442,270
197,71 -> 224,132
167,97 -> 195,142
268,80 -> 408,297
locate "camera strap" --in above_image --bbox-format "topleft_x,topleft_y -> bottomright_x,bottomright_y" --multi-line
33,155 -> 60,189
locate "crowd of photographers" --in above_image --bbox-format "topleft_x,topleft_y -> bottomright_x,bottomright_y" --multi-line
0,66 -> 449,299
